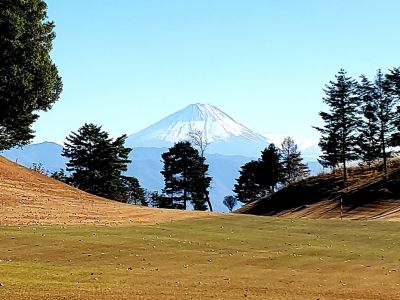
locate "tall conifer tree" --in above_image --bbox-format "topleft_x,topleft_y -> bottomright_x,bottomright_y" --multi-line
280,137 -> 309,185
357,70 -> 396,173
315,69 -> 359,182
62,123 -> 131,200
161,141 -> 211,210
386,67 -> 400,147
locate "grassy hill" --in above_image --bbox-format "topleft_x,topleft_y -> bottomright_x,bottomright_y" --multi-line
1,155 -> 400,299
0,156 -> 212,225
1,216 -> 400,299
236,161 -> 400,220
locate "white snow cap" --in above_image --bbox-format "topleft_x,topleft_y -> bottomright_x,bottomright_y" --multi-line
143,103 -> 265,143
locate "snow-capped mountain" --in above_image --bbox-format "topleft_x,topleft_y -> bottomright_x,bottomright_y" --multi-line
1,103 -> 322,212
126,103 -> 269,157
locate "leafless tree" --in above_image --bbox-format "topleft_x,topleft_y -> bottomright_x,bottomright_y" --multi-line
188,129 -> 213,211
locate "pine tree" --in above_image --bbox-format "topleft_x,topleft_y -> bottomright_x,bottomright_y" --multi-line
0,0 -> 62,150
234,144 -> 283,203
386,67 -> 400,147
234,160 -> 263,203
161,141 -> 211,210
257,144 -> 284,193
357,71 -> 396,173
62,123 -> 131,200
121,176 -> 147,206
316,117 -> 340,170
280,137 -> 309,185
356,75 -> 381,165
314,69 -> 360,182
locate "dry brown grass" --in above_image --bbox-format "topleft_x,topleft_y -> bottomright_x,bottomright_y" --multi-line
1,216 -> 400,299
0,156 -> 215,226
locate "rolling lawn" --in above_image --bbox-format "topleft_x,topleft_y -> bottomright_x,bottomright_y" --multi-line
0,215 -> 399,299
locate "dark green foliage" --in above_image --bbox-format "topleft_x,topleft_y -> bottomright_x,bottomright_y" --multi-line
161,141 -> 211,210
316,122 -> 340,170
147,191 -> 177,209
356,71 -> 396,173
314,69 -> 360,181
234,144 -> 284,203
386,67 -> 400,147
62,123 -> 131,201
121,176 -> 147,206
50,168 -> 68,183
223,195 -> 238,212
281,137 -> 309,185
258,144 -> 284,193
234,160 -> 263,203
0,0 -> 62,150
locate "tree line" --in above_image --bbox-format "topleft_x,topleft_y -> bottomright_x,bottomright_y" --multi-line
315,68 -> 400,182
232,137 -> 309,205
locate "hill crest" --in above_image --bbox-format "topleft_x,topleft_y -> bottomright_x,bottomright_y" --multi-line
0,156 -> 213,225
236,166 -> 400,220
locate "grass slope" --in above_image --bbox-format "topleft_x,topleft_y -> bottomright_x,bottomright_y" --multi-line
0,156 -> 212,225
1,215 -> 399,299
238,167 -> 400,220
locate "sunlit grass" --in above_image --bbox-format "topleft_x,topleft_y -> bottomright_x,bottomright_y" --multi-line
0,215 -> 399,299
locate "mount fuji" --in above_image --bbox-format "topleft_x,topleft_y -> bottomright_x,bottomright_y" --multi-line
126,103 -> 269,157
1,103 -> 321,211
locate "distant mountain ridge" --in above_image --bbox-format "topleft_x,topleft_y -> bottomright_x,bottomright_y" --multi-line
126,103 -> 269,157
1,103 -> 321,211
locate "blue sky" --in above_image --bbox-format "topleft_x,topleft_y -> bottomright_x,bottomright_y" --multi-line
34,0 -> 400,145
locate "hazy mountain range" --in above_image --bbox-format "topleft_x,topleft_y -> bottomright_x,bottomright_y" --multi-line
1,103 -> 321,211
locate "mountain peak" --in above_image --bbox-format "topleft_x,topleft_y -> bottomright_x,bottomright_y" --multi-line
126,103 -> 268,156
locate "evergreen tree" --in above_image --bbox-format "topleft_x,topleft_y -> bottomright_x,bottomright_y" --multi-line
161,141 -> 211,210
258,144 -> 284,193
234,160 -> 263,203
0,0 -> 62,150
357,71 -> 396,173
314,69 -> 360,182
62,123 -> 131,201
147,191 -> 175,209
223,195 -> 238,212
314,111 -> 341,170
386,67 -> 400,147
280,137 -> 309,185
121,176 -> 147,206
234,144 -> 283,203
356,75 -> 381,165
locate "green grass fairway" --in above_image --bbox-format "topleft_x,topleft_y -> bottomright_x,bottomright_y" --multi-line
0,215 -> 400,299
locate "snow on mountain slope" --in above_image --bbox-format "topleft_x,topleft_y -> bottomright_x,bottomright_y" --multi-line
126,103 -> 268,157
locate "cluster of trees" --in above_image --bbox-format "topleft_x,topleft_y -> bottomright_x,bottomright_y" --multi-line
26,124 -> 213,210
315,68 -> 400,181
234,137 -> 309,203
55,123 -> 146,204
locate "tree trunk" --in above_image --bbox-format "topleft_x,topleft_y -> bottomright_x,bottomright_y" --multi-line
382,131 -> 387,176
343,160 -> 347,183
183,189 -> 187,210
206,196 -> 213,212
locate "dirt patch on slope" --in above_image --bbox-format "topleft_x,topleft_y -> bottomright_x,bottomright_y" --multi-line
0,156 -> 214,225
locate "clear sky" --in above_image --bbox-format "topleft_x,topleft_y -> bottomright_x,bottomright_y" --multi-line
33,0 -> 400,145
